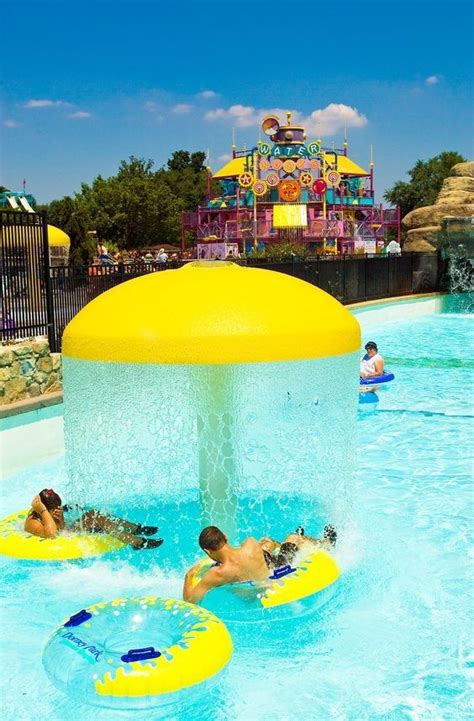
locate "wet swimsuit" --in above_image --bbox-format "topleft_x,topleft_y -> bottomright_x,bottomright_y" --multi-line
262,542 -> 298,570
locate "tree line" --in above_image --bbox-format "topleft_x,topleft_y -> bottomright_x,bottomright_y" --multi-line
38,151 -> 211,264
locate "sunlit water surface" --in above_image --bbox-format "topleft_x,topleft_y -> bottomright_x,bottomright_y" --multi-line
1,307 -> 473,720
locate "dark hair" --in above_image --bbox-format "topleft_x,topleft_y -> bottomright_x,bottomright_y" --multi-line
323,524 -> 337,545
365,341 -> 378,352
39,488 -> 62,511
199,526 -> 226,552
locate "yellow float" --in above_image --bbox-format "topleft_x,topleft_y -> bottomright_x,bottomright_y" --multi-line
42,596 -> 233,709
191,548 -> 340,620
0,509 -> 124,561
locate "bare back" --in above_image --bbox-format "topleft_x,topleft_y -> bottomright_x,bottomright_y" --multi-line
217,538 -> 269,584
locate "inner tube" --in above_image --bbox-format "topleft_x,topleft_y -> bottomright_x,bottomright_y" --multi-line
192,548 -> 340,623
0,509 -> 125,560
42,596 -> 233,709
360,371 -> 394,387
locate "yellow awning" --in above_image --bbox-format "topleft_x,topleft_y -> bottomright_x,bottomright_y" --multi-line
213,157 -> 247,178
48,225 -> 71,247
213,153 -> 368,178
324,155 -> 368,176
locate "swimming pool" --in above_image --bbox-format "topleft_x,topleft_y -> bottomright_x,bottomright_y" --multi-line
1,295 -> 473,720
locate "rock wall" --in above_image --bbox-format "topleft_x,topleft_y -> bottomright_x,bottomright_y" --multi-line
0,340 -> 62,405
402,161 -> 474,251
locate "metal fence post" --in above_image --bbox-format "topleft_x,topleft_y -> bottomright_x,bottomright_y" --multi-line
364,253 -> 368,300
41,211 -> 56,351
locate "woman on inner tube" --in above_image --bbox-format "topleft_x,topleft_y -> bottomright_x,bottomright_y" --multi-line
25,489 -> 163,550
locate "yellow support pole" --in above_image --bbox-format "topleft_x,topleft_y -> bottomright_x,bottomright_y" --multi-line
253,149 -> 258,249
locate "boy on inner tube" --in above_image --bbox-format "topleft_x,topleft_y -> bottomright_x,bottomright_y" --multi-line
183,525 -> 336,604
360,341 -> 384,392
25,489 -> 163,550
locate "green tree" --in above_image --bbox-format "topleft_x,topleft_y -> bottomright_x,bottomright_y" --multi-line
384,151 -> 466,218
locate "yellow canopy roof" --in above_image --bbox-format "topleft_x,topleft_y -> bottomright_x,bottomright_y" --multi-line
213,157 -> 247,178
48,225 -> 70,247
325,155 -> 368,176
213,153 -> 368,178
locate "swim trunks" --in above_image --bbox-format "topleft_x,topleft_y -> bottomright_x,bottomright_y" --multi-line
263,542 -> 298,570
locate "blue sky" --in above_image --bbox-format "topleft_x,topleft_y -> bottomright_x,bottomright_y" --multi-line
1,0 -> 473,203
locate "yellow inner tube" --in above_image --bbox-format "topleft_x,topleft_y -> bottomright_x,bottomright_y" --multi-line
192,548 -> 339,609
0,509 -> 125,561
92,597 -> 233,697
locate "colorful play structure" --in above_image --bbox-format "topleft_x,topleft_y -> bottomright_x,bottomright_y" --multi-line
180,113 -> 400,257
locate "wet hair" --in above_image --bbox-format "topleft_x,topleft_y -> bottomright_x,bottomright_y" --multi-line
39,488 -> 62,511
365,341 -> 378,352
323,524 -> 337,546
199,526 -> 226,552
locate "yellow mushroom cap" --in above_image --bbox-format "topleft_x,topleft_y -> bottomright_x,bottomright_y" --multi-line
62,261 -> 360,365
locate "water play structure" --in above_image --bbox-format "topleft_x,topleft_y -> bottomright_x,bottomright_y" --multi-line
181,113 -> 400,255
62,260 -> 360,541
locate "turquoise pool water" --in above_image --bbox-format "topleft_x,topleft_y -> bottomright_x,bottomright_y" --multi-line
1,303 -> 473,720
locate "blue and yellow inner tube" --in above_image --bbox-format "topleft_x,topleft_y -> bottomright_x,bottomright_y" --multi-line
43,596 -> 233,709
192,548 -> 340,623
0,509 -> 125,561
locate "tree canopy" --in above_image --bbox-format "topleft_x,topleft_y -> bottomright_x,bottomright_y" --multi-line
384,151 -> 466,218
44,152 -> 210,262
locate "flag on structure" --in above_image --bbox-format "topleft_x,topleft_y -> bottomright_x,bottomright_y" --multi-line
22,178 -> 26,190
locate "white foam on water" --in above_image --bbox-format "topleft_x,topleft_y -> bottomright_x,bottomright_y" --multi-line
43,559 -> 183,603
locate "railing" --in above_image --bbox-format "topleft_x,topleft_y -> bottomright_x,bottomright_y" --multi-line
0,210 -> 55,348
1,212 -> 444,352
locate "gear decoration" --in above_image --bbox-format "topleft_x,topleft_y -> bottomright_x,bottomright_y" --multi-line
238,172 -> 254,188
266,172 -> 279,187
313,179 -> 327,194
252,180 -> 268,197
296,158 -> 308,170
283,159 -> 296,174
279,179 -> 301,202
325,170 -> 341,186
310,159 -> 321,171
271,158 -> 283,170
299,172 -> 313,187
259,158 -> 270,171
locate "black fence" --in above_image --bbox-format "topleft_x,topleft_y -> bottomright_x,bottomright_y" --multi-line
1,211 -> 444,352
0,210 -> 55,346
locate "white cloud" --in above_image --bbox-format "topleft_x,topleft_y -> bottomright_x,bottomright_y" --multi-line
23,99 -> 71,108
304,104 -> 368,135
198,90 -> 218,99
205,103 -> 367,136
144,101 -> 160,112
172,103 -> 193,114
218,153 -> 232,162
3,119 -> 19,128
425,75 -> 440,85
67,111 -> 91,119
